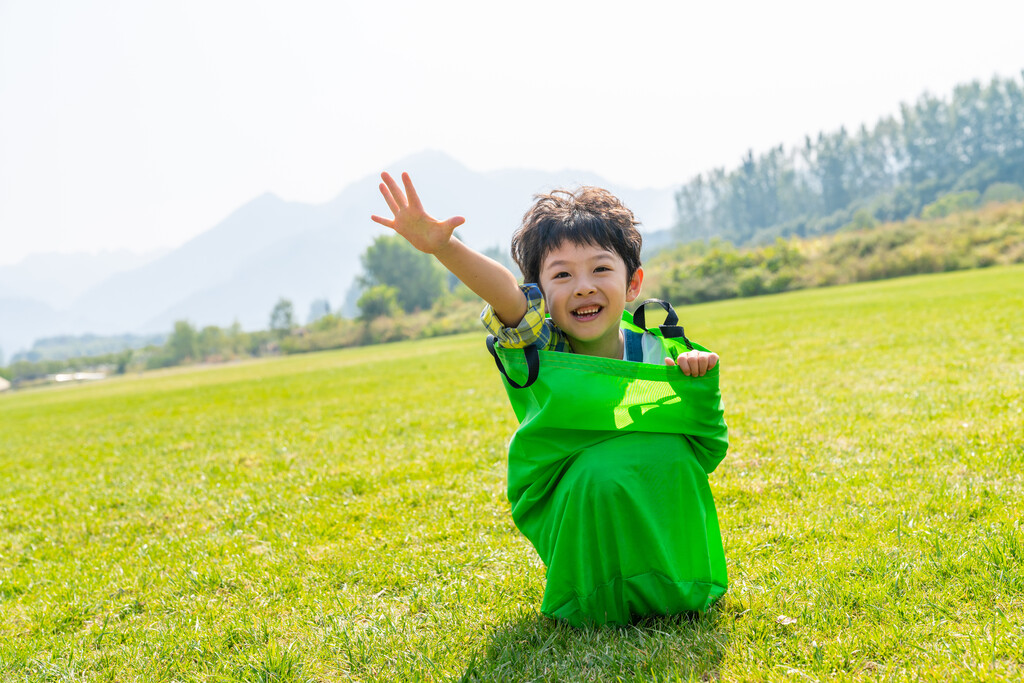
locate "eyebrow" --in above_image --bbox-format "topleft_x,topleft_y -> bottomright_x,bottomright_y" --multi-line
544,254 -> 616,270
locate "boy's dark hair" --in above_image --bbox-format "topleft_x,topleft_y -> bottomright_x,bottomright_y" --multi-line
511,187 -> 642,287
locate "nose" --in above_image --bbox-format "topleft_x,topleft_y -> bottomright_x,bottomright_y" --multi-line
574,277 -> 595,296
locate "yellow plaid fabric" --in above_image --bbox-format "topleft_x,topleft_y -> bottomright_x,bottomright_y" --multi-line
480,283 -> 571,352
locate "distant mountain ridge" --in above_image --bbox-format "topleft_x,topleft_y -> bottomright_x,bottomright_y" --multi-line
1,151 -> 677,357
0,248 -> 169,309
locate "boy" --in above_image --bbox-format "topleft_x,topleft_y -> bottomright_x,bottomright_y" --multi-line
371,171 -> 718,374
373,171 -> 729,627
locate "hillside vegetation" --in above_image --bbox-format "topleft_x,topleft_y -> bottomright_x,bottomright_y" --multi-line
645,199 -> 1024,305
3,200 -> 1021,387
1,265 -> 1021,680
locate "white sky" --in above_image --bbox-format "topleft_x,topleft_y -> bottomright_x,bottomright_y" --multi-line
1,0 -> 1022,265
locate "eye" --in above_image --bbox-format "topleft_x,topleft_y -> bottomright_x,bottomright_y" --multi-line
552,271 -> 570,279
595,265 -> 611,273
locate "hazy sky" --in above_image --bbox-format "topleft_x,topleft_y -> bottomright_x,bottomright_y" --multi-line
2,0 -> 1022,265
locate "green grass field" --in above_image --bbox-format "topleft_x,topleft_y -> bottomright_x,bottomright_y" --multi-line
2,265 -> 1022,682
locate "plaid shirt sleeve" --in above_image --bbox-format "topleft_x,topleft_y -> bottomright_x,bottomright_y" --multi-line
480,283 -> 571,352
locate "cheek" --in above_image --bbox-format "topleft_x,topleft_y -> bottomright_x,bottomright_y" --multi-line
545,287 -> 574,312
597,273 -> 628,294
543,286 -> 564,305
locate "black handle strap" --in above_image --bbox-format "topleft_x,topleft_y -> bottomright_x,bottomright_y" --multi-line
633,299 -> 693,351
633,299 -> 679,329
486,336 -> 540,389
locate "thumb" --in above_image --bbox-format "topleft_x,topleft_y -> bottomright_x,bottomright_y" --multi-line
443,216 -> 466,230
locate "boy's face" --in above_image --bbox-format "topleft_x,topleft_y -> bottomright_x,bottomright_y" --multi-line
539,241 -> 643,358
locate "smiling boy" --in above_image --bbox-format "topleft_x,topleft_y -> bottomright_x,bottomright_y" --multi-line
372,171 -> 729,626
372,172 -> 718,374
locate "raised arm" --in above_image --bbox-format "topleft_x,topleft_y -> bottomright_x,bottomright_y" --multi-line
371,172 -> 527,326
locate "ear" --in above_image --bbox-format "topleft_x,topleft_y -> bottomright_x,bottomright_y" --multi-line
625,266 -> 644,303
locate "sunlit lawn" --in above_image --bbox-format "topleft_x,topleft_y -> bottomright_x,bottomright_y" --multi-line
1,265 -> 1022,681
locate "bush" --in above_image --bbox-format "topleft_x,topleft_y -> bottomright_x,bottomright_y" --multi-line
845,209 -> 878,232
367,316 -> 411,345
767,269 -> 796,293
358,285 -> 402,321
738,270 -> 767,297
981,182 -> 1024,205
921,191 -> 980,220
145,350 -> 178,370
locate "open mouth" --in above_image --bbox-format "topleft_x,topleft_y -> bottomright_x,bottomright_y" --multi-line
571,305 -> 602,322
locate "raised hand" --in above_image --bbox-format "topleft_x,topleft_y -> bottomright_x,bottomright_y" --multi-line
665,350 -> 719,377
371,172 -> 466,255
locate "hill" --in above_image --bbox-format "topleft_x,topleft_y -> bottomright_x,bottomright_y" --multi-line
1,151 -> 674,357
645,199 -> 1024,306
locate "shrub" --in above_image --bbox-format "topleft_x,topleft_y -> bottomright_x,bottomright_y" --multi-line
738,270 -> 767,297
358,285 -> 402,321
921,191 -> 980,220
981,182 -> 1024,205
767,269 -> 796,293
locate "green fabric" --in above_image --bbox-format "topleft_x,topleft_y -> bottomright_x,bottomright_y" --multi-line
492,310 -> 729,626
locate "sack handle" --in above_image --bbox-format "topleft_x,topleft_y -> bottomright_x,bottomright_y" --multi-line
632,298 -> 678,329
486,335 -> 540,389
632,299 -> 694,351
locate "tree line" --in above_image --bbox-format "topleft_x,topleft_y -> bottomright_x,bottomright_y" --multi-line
674,74 -> 1024,245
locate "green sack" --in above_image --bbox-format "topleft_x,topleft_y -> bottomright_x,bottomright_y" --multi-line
487,301 -> 729,626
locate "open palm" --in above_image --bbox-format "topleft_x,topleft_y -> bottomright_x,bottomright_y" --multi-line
370,172 -> 465,255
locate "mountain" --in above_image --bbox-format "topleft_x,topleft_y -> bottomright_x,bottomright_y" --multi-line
0,248 -> 168,309
2,151 -> 677,356
0,249 -> 168,359
0,298 -> 86,360
68,193 -> 332,332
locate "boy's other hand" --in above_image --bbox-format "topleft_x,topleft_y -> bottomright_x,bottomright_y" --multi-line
665,350 -> 719,377
371,172 -> 465,255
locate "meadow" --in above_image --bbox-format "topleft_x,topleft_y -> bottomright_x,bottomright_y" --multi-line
1,265 -> 1021,682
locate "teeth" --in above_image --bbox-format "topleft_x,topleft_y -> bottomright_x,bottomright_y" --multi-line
574,306 -> 600,316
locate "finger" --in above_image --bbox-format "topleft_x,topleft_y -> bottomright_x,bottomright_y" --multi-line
687,356 -> 700,376
707,353 -> 719,370
370,215 -> 396,228
402,172 -> 424,212
442,216 -> 466,230
381,172 -> 407,208
678,355 -> 692,376
697,354 -> 709,376
378,183 -> 400,216
664,357 -> 676,366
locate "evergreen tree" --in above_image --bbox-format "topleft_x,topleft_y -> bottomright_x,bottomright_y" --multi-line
671,74 -> 1024,247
